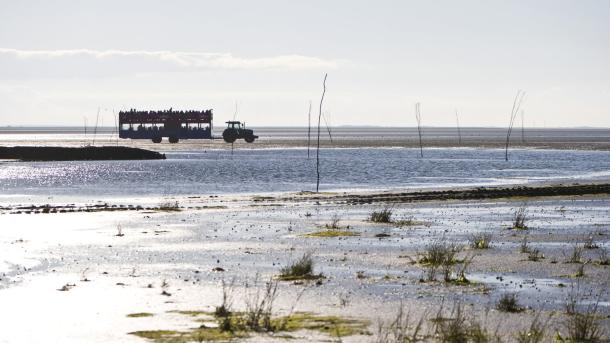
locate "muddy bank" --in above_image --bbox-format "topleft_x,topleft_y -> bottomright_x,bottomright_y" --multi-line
269,183 -> 610,205
0,146 -> 165,161
1,188 -> 609,342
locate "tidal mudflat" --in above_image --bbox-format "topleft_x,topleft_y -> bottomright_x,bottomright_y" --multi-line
1,184 -> 608,342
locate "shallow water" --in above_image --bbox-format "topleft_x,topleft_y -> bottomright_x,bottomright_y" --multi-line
1,147 -> 610,202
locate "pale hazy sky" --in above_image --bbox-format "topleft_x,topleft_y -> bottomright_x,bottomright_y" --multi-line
1,0 -> 609,127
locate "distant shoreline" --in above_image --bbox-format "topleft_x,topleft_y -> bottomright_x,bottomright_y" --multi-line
2,127 -> 610,150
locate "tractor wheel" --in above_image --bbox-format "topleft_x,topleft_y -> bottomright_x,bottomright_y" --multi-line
245,136 -> 255,143
152,137 -> 162,143
222,129 -> 237,143
169,136 -> 179,144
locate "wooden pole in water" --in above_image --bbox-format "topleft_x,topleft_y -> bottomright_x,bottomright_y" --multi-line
455,109 -> 462,146
521,109 -> 525,143
316,73 -> 327,193
92,107 -> 100,146
83,117 -> 88,146
415,102 -> 423,158
505,90 -> 526,161
307,101 -> 312,159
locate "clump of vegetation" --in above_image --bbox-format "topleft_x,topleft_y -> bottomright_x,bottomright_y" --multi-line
157,200 -> 181,212
496,293 -> 524,313
512,205 -> 528,229
597,248 -> 609,265
370,208 -> 393,223
304,230 -> 359,238
278,252 -> 323,281
419,239 -> 461,267
325,214 -> 341,229
566,243 -> 584,264
393,218 -> 422,227
558,301 -> 605,342
115,224 -> 124,237
305,214 -> 359,237
574,263 -> 586,278
214,279 -> 235,331
432,302 -> 500,342
515,313 -> 547,343
583,235 -> 599,249
417,238 -> 473,284
131,277 -> 370,342
527,248 -> 544,262
520,236 -> 531,253
469,233 -> 492,249
375,305 -> 425,343
243,277 -> 278,332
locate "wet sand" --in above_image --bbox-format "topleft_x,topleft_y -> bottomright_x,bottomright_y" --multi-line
1,183 -> 608,342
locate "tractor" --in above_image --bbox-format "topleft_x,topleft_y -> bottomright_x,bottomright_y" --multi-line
222,121 -> 258,143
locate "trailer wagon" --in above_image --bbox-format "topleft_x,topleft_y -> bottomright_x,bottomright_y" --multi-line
119,109 -> 213,143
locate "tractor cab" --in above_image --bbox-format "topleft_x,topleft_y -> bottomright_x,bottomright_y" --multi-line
226,121 -> 245,130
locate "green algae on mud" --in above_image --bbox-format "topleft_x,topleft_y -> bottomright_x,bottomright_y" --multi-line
303,229 -> 360,237
129,329 -> 235,342
167,310 -> 214,317
127,312 -> 154,318
129,311 -> 370,342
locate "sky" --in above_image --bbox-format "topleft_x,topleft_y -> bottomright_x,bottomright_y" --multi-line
0,0 -> 609,127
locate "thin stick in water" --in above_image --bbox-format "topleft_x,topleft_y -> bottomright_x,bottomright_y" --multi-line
505,90 -> 526,161
415,102 -> 423,158
455,109 -> 462,146
307,101 -> 312,159
316,73 -> 327,193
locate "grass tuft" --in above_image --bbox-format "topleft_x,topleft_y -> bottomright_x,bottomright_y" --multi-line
496,293 -> 524,313
370,208 -> 393,223
512,205 -> 528,229
278,252 -> 323,281
469,233 -> 492,249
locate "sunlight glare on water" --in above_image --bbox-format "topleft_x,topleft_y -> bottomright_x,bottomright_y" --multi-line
1,148 -> 610,201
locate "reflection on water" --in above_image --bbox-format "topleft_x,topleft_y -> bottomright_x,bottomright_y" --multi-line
1,148 -> 610,200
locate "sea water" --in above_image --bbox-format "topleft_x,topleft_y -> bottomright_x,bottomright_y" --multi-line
1,147 -> 610,203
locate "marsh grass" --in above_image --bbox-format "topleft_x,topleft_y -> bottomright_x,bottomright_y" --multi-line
520,236 -> 531,253
157,200 -> 181,212
573,264 -> 586,278
527,248 -> 544,262
243,277 -> 278,332
583,235 -> 599,249
515,313 -> 547,343
115,224 -> 124,237
215,279 -> 235,331
496,293 -> 524,313
512,205 -> 528,230
432,302 -> 500,343
566,243 -> 584,264
325,215 -> 341,229
132,277 -> 369,342
278,252 -> 323,281
469,233 -> 492,249
375,305 -> 425,343
370,208 -> 393,223
597,248 -> 609,265
417,238 -> 474,284
560,300 -> 605,342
